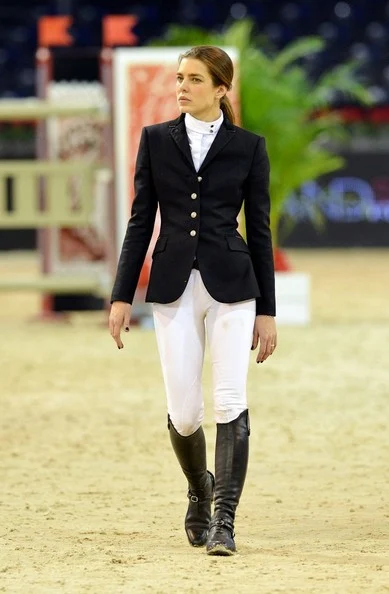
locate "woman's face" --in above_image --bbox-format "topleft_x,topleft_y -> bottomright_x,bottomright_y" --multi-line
176,57 -> 226,121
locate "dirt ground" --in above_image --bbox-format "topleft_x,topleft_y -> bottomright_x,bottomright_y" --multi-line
1,249 -> 389,594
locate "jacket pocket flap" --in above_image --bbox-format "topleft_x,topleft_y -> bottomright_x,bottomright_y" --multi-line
152,236 -> 168,257
226,236 -> 250,253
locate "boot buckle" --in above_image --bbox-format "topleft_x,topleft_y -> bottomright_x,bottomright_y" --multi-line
187,491 -> 199,503
211,518 -> 235,537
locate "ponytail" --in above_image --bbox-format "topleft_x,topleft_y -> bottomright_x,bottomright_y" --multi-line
220,96 -> 235,124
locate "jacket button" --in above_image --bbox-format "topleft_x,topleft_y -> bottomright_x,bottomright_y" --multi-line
191,193 -> 197,199
190,212 -> 197,218
197,176 -> 202,182
190,230 -> 196,237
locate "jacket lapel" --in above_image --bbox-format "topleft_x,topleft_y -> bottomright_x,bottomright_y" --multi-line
168,114 -> 236,172
169,115 -> 195,171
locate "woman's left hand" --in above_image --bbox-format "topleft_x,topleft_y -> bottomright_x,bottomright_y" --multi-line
252,315 -> 277,363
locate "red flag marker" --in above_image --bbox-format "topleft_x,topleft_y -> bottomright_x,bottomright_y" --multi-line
103,15 -> 139,46
38,16 -> 73,47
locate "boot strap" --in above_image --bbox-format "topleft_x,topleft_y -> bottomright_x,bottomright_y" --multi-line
187,472 -> 215,503
210,518 -> 235,538
187,490 -> 213,503
187,491 -> 212,503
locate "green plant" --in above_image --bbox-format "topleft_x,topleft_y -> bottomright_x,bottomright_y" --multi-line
151,19 -> 372,247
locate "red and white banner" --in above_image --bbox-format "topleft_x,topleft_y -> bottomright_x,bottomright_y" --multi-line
46,82 -> 110,278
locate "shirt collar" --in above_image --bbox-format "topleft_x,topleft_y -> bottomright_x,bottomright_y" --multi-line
185,111 -> 224,135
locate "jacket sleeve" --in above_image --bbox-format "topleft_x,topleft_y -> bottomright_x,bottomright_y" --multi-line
111,127 -> 158,304
244,136 -> 276,316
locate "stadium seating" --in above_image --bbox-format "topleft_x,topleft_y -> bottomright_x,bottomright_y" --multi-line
0,0 -> 388,103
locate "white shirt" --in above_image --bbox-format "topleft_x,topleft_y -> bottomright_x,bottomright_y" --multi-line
185,111 -> 224,172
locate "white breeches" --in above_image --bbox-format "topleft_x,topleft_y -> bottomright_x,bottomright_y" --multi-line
152,270 -> 256,436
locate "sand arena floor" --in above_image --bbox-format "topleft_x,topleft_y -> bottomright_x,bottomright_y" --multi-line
1,249 -> 389,593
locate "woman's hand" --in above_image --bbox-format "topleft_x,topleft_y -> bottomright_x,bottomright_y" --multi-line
252,315 -> 277,363
109,301 -> 132,349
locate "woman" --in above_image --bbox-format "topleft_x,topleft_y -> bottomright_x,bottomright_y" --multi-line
109,46 -> 277,556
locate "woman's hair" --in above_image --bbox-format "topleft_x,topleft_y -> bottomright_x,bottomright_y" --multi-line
178,46 -> 235,124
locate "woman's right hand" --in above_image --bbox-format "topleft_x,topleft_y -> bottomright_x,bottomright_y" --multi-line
109,301 -> 132,349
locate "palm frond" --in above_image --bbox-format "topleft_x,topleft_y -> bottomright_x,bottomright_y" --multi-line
311,63 -> 372,108
150,24 -> 216,46
221,19 -> 255,52
272,37 -> 324,74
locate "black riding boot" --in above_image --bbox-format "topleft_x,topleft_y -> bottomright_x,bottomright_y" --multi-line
206,409 -> 250,556
168,416 -> 214,547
